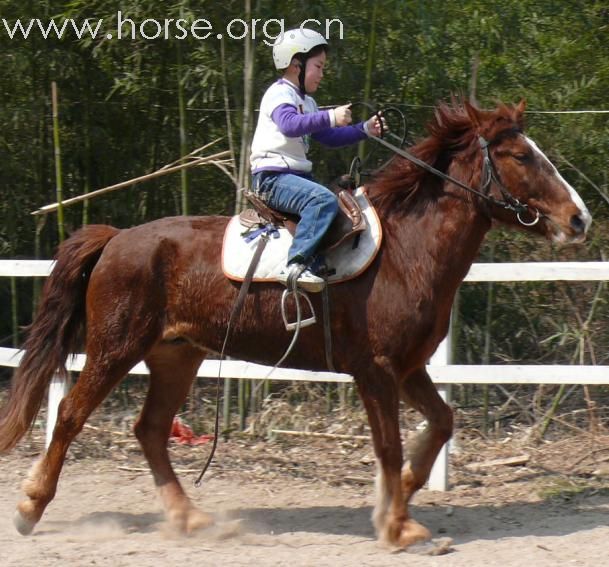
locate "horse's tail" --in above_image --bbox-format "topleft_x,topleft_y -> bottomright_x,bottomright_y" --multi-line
0,224 -> 120,453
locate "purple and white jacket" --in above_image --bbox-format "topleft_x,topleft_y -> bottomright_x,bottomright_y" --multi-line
250,78 -> 367,175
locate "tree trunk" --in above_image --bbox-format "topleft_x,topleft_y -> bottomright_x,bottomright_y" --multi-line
358,0 -> 378,161
176,35 -> 189,215
51,82 -> 64,242
236,0 -> 255,213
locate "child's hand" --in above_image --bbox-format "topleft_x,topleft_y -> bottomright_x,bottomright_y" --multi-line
365,112 -> 387,137
334,104 -> 353,127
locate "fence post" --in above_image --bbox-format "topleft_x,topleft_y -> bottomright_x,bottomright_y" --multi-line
427,326 -> 452,491
46,372 -> 69,448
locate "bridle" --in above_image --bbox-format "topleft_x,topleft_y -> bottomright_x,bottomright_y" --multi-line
365,113 -> 543,227
478,134 -> 541,226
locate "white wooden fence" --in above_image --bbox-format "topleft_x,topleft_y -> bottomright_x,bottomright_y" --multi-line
2,259 -> 609,491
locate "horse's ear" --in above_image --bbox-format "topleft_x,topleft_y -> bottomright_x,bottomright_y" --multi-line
464,99 -> 481,127
515,99 -> 527,115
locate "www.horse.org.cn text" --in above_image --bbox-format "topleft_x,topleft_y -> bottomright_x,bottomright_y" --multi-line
1,14 -> 345,45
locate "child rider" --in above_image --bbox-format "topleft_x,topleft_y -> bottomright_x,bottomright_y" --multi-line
250,27 -> 384,292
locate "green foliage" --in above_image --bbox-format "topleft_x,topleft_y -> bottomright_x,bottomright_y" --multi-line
1,0 -> 609,394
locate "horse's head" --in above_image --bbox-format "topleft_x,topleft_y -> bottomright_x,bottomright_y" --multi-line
466,100 -> 591,243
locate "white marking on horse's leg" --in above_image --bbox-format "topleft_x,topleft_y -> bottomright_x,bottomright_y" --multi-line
372,459 -> 391,534
14,458 -> 47,535
22,458 -> 45,498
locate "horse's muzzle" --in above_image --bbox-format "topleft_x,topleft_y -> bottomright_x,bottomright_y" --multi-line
570,213 -> 589,237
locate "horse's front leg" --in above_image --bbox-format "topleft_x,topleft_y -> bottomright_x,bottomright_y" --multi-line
357,363 -> 431,548
399,367 -> 453,503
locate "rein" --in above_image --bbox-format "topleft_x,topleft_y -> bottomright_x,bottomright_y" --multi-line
194,232 -> 270,487
363,109 -> 542,226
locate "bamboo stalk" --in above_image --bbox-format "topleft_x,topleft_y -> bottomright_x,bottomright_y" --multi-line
32,149 -> 231,215
245,380 -> 251,427
32,215 -> 46,313
271,429 -> 370,441
51,82 -> 64,241
540,383 -> 566,438
238,378 -> 246,431
83,64 -> 92,226
482,287 -> 494,435
118,466 -> 202,474
223,377 -> 232,433
326,383 -> 333,413
263,379 -> 270,401
339,383 -> 348,410
235,0 -> 254,212
581,281 -> 604,433
358,0 -> 378,162
465,455 -> 529,471
219,34 -> 238,186
249,379 -> 259,417
10,277 -> 18,347
176,23 -> 189,215
233,0 -> 255,413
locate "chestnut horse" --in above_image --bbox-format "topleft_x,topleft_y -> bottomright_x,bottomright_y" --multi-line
0,100 -> 591,547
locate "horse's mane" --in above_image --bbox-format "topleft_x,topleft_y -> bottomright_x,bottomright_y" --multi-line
368,99 -> 526,215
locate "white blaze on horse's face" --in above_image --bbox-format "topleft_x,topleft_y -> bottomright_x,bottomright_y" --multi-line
524,136 -> 592,243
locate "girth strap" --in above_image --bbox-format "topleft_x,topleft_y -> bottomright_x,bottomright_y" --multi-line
322,285 -> 335,372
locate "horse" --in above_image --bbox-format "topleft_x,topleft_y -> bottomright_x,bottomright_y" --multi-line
0,99 -> 591,548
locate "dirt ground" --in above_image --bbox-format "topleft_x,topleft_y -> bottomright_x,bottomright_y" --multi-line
1,413 -> 609,567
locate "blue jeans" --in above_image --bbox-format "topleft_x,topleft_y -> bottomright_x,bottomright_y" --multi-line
252,172 -> 339,265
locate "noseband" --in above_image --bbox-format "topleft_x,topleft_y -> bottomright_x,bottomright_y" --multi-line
367,129 -> 542,227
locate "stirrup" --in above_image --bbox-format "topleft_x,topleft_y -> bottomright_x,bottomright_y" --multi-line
281,289 -> 317,331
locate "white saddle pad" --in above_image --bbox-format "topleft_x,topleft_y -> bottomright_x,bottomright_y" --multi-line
222,187 -> 382,284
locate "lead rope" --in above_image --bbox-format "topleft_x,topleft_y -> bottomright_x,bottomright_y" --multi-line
194,232 -> 270,487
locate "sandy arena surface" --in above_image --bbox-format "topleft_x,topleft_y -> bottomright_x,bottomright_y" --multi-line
1,426 -> 609,567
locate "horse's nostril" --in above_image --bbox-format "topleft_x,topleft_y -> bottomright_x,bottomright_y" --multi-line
570,214 -> 586,234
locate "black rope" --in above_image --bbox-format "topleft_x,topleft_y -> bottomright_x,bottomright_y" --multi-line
347,101 -> 540,220
365,129 -> 539,218
348,102 -> 410,178
194,233 -> 269,487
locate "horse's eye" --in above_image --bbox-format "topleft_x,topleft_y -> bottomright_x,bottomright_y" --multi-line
513,153 -> 530,163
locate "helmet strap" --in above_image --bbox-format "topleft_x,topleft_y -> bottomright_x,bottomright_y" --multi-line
295,54 -> 308,95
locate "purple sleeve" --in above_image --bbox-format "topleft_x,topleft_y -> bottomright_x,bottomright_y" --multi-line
312,123 -> 368,147
271,103 -> 331,137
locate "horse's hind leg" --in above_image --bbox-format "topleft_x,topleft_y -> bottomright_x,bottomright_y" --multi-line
14,355 -> 137,535
134,341 -> 212,534
399,367 -> 453,502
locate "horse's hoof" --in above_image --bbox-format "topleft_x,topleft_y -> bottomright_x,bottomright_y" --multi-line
13,510 -> 36,536
404,537 -> 454,556
185,509 -> 214,534
383,517 -> 432,549
168,506 -> 214,535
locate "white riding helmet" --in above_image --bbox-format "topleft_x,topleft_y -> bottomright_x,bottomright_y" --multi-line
272,28 -> 328,70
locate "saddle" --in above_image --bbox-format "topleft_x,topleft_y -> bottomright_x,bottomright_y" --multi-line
239,174 -> 367,252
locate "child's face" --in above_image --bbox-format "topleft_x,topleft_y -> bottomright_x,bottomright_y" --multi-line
304,51 -> 326,94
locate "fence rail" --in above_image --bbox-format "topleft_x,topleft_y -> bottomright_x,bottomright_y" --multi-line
2,259 -> 608,491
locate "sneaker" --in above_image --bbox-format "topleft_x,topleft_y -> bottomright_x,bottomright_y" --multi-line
277,263 -> 325,293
